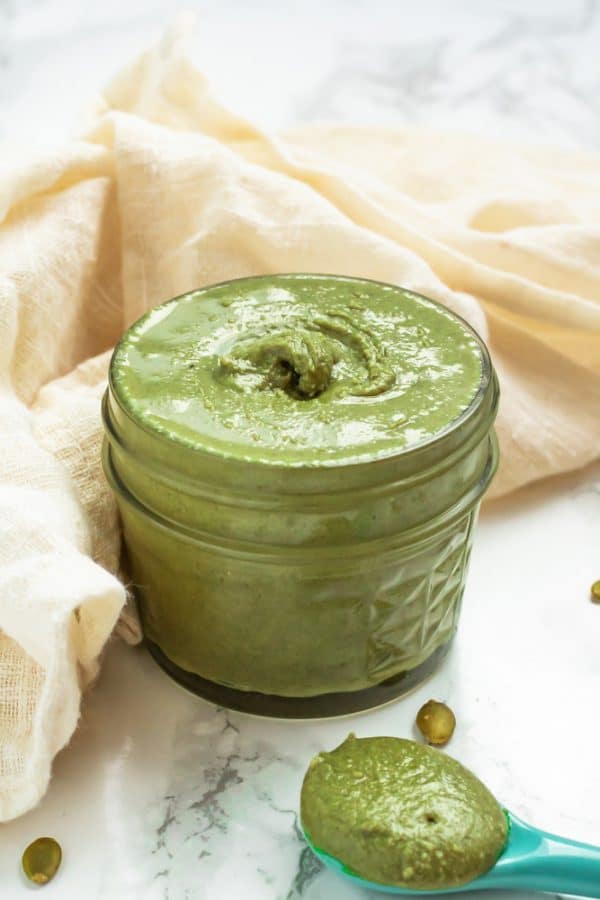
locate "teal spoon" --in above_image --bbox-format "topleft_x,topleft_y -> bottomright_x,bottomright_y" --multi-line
304,810 -> 600,896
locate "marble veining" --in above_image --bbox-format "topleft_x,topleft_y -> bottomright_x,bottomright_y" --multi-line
146,707 -> 325,900
296,0 -> 600,147
1,0 -> 600,147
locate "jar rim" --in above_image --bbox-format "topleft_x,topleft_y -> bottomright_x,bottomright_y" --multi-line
108,273 -> 494,474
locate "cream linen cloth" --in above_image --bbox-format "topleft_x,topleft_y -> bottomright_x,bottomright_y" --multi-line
1,22 -> 600,820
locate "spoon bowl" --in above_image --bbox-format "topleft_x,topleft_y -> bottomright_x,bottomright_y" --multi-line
304,810 -> 600,897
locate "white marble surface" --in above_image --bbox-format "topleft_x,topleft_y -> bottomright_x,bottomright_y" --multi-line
1,0 -> 600,148
1,2 -> 600,898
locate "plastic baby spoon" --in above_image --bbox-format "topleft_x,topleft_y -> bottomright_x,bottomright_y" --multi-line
304,810 -> 600,897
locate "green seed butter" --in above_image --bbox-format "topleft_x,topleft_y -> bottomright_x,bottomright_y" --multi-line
111,275 -> 482,466
105,275 -> 495,701
301,734 -> 508,890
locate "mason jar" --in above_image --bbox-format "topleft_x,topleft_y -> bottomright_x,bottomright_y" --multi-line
102,274 -> 499,717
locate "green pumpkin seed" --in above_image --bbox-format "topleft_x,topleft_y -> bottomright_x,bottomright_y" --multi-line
416,699 -> 456,746
22,837 -> 62,886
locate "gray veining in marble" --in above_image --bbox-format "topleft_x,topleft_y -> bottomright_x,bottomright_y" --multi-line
296,0 -> 600,147
1,0 -> 600,149
146,707 -> 325,900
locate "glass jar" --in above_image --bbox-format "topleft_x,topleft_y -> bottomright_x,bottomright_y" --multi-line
102,275 -> 499,717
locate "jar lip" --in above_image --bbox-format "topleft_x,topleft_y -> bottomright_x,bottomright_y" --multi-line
108,273 -> 494,473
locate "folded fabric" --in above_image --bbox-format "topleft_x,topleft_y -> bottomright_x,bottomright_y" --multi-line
1,21 -> 599,821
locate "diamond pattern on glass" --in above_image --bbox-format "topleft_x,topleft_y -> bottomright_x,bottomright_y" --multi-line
367,511 -> 476,682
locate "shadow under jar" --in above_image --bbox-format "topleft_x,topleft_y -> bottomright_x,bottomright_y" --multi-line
102,274 -> 499,718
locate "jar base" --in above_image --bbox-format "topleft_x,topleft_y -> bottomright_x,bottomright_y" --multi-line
145,639 -> 453,719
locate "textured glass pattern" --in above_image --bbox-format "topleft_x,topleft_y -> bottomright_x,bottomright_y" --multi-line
367,513 -> 475,682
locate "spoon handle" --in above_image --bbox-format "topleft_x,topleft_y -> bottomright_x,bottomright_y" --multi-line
495,816 -> 600,898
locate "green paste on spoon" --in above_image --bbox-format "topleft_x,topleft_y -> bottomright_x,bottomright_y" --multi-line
301,734 -> 508,890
